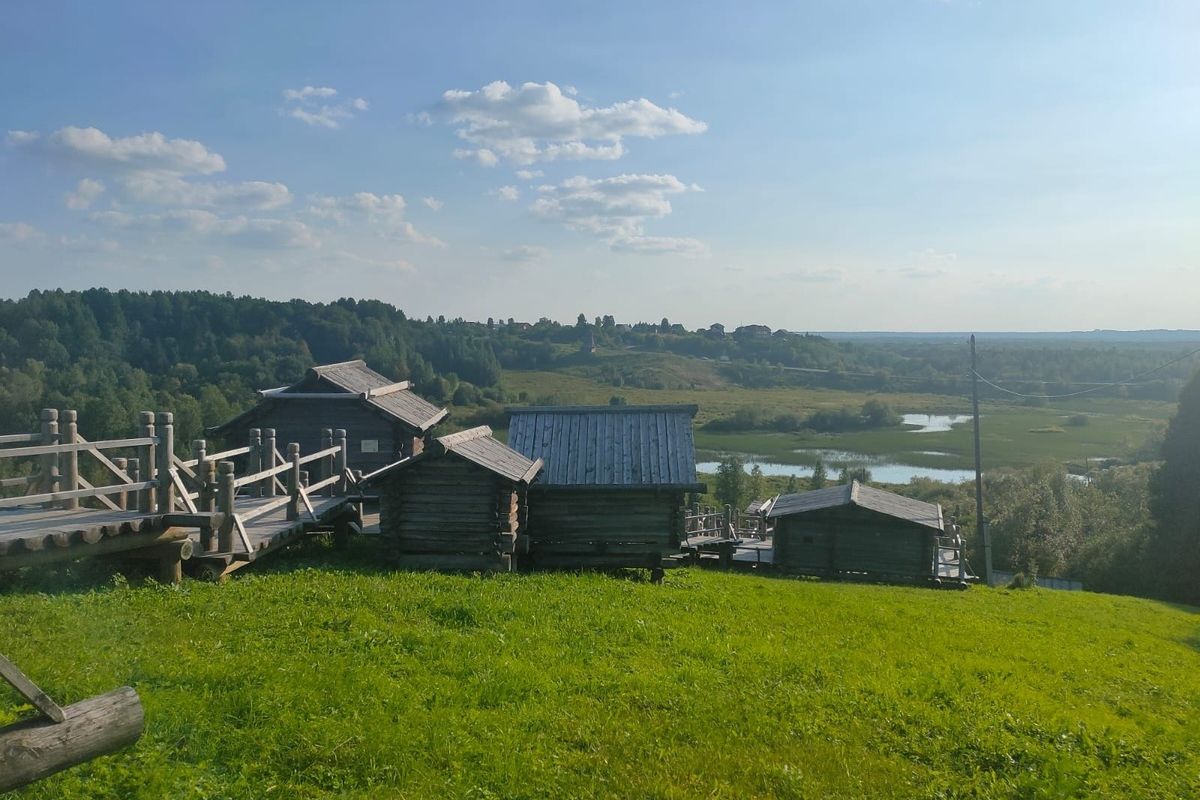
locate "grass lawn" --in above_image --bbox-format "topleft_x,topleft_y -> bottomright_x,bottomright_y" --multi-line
3,539 -> 1199,799
503,368 -> 1172,470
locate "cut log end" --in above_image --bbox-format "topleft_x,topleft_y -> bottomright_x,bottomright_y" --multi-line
0,686 -> 143,793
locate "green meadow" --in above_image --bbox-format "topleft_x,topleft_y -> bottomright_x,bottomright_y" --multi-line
501,366 -> 1171,471
2,539 -> 1198,799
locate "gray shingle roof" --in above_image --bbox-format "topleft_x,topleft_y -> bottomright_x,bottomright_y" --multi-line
506,404 -> 705,490
767,481 -> 944,530
207,360 -> 447,435
362,426 -> 541,485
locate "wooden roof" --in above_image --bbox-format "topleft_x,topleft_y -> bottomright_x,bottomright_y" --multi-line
207,360 -> 447,435
767,481 -> 944,530
506,404 -> 705,491
363,425 -> 541,485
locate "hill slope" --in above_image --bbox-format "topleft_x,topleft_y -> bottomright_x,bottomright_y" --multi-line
2,543 -> 1198,799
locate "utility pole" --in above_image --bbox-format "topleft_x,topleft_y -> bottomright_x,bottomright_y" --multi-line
970,334 -> 993,585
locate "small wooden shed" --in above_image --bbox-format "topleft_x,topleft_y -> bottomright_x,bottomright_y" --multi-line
207,360 -> 447,474
364,426 -> 542,572
768,481 -> 956,583
506,404 -> 706,573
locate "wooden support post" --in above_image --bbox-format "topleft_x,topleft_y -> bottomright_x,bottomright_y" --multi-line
138,412 -> 155,514
38,409 -> 59,509
287,443 -> 301,521
126,460 -> 140,512
320,428 -> 334,497
112,457 -> 128,511
155,412 -> 174,514
724,504 -> 734,538
217,461 -> 235,552
248,428 -> 262,497
192,440 -> 209,511
262,428 -> 277,497
60,410 -> 79,511
334,428 -> 347,495
0,686 -> 143,793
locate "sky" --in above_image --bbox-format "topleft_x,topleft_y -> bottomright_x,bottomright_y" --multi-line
1,1 -> 1197,331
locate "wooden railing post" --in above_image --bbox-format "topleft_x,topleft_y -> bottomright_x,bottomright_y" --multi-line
127,459 -> 140,510
724,504 -> 734,537
38,408 -> 59,509
286,443 -> 301,521
156,412 -> 174,514
320,428 -> 334,497
192,439 -> 209,510
262,429 -> 277,497
248,429 -> 262,497
113,457 -> 128,511
138,412 -> 155,514
334,429 -> 347,494
60,410 -> 79,511
217,461 -> 235,552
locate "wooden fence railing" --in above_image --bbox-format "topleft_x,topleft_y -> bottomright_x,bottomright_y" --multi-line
682,502 -> 768,543
0,413 -> 354,557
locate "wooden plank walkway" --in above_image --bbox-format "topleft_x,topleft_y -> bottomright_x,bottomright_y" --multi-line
0,507 -> 184,570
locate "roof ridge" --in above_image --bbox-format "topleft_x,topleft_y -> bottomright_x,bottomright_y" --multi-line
311,359 -> 367,373
506,403 -> 699,416
436,425 -> 493,450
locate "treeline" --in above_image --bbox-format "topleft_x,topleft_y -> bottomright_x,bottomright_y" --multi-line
704,400 -> 901,433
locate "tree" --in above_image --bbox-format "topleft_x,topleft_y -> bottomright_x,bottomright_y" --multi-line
747,464 -> 765,505
1148,368 -> 1200,603
714,455 -> 746,511
784,474 -> 799,494
810,458 -> 828,489
839,466 -> 871,484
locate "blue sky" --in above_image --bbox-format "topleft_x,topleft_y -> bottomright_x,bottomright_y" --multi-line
1,1 -> 1197,330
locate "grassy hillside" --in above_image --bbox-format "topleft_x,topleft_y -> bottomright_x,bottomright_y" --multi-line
2,542 -> 1198,799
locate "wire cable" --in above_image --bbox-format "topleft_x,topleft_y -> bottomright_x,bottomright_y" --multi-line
971,345 -> 1200,400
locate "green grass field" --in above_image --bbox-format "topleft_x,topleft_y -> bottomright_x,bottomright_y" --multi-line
502,364 -> 1171,471
3,540 -> 1198,799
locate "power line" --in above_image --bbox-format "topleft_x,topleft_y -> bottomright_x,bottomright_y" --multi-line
971,345 -> 1200,400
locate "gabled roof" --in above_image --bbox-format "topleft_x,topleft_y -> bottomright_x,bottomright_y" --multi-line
207,360 -> 447,435
767,481 -> 943,530
363,425 -> 541,485
506,404 -> 705,491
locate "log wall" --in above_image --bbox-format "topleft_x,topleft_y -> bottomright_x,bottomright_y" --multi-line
525,488 -> 684,569
774,505 -> 934,580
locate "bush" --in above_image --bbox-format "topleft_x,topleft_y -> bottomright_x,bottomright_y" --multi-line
1066,414 -> 1089,427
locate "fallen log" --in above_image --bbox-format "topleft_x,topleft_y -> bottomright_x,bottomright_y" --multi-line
0,685 -> 143,792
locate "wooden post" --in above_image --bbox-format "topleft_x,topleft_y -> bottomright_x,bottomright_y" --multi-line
724,503 -> 734,538
248,428 -> 262,497
192,439 -> 208,510
156,412 -> 174,514
0,686 -> 143,793
287,443 -> 301,521
38,409 -> 59,509
112,458 -> 128,511
126,459 -> 140,512
138,412 -> 155,514
262,428 -> 277,497
334,428 -> 347,494
217,461 -> 235,552
970,334 -> 993,586
199,458 -> 217,552
60,410 -> 79,511
320,428 -> 334,497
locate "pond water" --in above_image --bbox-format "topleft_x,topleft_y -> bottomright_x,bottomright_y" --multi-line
902,413 -> 973,433
696,451 -> 975,484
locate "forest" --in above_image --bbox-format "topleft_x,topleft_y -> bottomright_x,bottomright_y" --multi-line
1,288 -> 1198,605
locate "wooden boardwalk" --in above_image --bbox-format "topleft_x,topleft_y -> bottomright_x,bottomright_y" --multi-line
0,408 -> 359,583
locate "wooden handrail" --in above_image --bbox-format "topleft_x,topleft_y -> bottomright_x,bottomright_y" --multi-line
0,475 -> 40,489
203,445 -> 252,462
0,433 -> 39,445
232,459 -> 292,489
0,480 -> 157,510
78,436 -> 135,484
238,495 -> 291,523
304,474 -> 341,495
0,437 -> 157,460
296,445 -> 341,467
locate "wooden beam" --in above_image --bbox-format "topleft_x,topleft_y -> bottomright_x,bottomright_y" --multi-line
0,437 -> 157,461
77,436 -> 134,484
0,654 -> 65,723
170,470 -> 198,514
0,686 -> 143,793
75,476 -> 121,512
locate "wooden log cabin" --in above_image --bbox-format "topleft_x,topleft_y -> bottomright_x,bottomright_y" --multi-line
207,360 -> 447,474
767,480 -> 963,584
364,426 -> 542,572
506,404 -> 706,576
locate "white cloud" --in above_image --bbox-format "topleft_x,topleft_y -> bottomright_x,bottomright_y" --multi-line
0,221 -> 43,244
283,86 -> 368,129
9,126 -> 226,175
306,192 -> 443,246
438,80 -> 707,165
493,185 -> 519,202
501,244 -> 548,262
515,169 -> 544,180
65,178 -> 105,209
92,208 -> 319,248
121,174 -> 292,210
422,196 -> 443,211
531,173 -> 706,255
